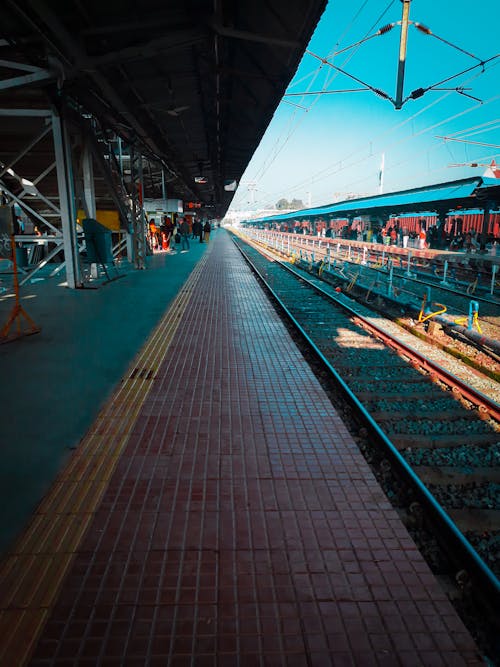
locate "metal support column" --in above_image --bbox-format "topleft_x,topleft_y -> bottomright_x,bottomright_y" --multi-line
437,210 -> 447,249
52,109 -> 82,288
395,0 -> 411,110
479,204 -> 491,252
130,144 -> 146,270
82,139 -> 97,219
161,168 -> 167,208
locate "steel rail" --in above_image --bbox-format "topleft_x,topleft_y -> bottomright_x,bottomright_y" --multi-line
232,234 -> 500,613
265,234 -> 500,392
293,263 -> 500,420
271,250 -> 500,420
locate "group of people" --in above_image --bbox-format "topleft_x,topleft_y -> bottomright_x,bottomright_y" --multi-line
147,216 -> 212,254
383,223 -> 498,254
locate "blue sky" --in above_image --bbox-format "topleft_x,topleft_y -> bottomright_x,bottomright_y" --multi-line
228,0 -> 500,212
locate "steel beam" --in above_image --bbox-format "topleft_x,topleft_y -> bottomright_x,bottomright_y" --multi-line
80,123 -> 132,229
130,144 -> 146,270
0,69 -> 54,91
18,239 -> 63,286
82,139 -> 97,219
210,21 -> 299,48
88,29 -> 204,68
52,109 -> 82,288
479,204 -> 491,251
0,58 -> 46,73
22,0 -> 164,154
0,108 -> 51,117
0,180 -> 59,233
0,125 -> 52,180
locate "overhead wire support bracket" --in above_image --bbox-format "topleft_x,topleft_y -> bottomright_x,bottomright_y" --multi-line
303,0 -> 497,111
305,50 -> 395,104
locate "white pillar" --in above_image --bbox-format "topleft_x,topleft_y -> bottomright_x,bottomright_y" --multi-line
52,109 -> 82,288
82,140 -> 97,219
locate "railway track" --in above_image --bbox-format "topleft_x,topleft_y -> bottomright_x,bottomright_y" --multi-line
254,231 -> 500,346
231,232 -> 500,614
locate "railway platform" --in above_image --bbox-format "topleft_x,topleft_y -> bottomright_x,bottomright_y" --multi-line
0,230 -> 483,665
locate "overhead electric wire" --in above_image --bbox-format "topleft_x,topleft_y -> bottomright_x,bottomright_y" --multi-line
319,1 -> 397,102
284,89 -> 370,96
436,137 -> 500,149
331,0 -> 372,54
443,118 -> 500,138
282,100 -> 309,110
243,2 -> 446,202
306,49 -> 391,100
267,89 -> 454,196
336,93 -> 500,194
266,59 -> 500,201
448,152 -> 500,167
238,39 -> 333,190
413,22 -> 484,62
231,0 -> 398,209
232,2 -> 499,211
241,0 -> 397,200
263,87 -> 500,206
404,53 -> 500,104
329,23 -> 395,57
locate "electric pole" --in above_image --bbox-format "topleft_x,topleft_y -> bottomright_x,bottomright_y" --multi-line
395,0 -> 411,110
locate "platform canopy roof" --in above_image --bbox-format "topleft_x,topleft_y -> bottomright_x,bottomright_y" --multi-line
0,0 -> 327,218
250,177 -> 500,224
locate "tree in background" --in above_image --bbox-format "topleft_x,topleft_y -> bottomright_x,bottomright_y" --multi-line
275,198 -> 304,210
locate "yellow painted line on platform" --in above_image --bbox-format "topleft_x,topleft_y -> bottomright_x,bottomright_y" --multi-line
0,608 -> 49,666
0,248 -> 212,665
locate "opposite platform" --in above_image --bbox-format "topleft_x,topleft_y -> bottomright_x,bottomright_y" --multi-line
0,231 -> 482,665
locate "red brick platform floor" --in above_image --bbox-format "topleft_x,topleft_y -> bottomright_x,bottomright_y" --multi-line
1,231 -> 482,665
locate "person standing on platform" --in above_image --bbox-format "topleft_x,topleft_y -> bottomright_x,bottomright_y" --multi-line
163,217 -> 173,252
148,218 -> 159,251
171,219 -> 179,253
192,218 -> 201,240
179,217 -> 190,253
203,219 -> 211,243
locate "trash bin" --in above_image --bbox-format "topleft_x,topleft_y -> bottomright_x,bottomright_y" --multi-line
82,218 -> 113,264
15,245 -> 28,268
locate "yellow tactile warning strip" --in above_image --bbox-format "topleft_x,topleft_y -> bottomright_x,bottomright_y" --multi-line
0,248 -> 212,666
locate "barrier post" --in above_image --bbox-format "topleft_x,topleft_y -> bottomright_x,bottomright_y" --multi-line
440,260 -> 449,285
490,264 -> 497,296
406,251 -> 413,277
